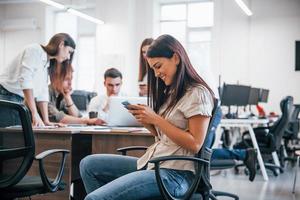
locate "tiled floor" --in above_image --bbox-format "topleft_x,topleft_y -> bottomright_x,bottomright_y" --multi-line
211,163 -> 300,200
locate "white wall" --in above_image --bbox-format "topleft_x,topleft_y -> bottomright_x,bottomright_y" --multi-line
95,0 -> 153,96
212,0 -> 250,85
248,0 -> 300,112
0,6 -> 4,69
0,3 -> 45,71
212,0 -> 300,113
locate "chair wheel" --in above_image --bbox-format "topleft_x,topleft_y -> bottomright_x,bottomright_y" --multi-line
234,167 -> 239,174
279,168 -> 284,173
273,170 -> 279,176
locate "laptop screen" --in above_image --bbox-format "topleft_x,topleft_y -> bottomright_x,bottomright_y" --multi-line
107,96 -> 147,127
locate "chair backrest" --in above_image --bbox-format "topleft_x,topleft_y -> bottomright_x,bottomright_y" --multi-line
284,104 -> 300,139
71,90 -> 91,111
0,100 -> 35,189
149,98 -> 220,200
195,98 -> 220,195
271,96 -> 294,149
203,106 -> 222,149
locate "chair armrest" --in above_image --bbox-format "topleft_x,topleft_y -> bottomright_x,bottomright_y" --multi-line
149,155 -> 209,200
149,155 -> 209,164
117,146 -> 148,155
35,149 -> 69,160
34,149 -> 70,192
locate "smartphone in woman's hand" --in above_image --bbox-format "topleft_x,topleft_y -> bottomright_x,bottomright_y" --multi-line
122,101 -> 139,110
121,101 -> 131,109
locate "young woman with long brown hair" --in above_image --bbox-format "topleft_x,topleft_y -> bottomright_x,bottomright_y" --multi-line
0,33 -> 75,127
138,38 -> 153,96
80,34 -> 214,200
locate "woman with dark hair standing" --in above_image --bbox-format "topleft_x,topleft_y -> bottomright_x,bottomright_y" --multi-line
80,34 -> 214,200
0,33 -> 75,127
138,38 -> 153,96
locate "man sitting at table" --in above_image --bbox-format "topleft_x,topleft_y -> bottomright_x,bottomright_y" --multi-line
88,68 -> 125,122
48,65 -> 104,125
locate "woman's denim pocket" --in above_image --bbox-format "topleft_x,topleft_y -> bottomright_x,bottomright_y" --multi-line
160,169 -> 195,198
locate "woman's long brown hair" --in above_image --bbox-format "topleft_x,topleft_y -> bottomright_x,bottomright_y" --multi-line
138,38 -> 154,82
42,33 -> 76,83
146,34 -> 214,115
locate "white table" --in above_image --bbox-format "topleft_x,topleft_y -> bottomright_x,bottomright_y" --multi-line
213,118 -> 279,181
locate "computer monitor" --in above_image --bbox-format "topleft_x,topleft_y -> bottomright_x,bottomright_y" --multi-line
248,87 -> 260,105
259,89 -> 269,103
221,84 -> 251,106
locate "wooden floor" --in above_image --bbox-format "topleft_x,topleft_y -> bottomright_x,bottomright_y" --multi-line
211,162 -> 300,200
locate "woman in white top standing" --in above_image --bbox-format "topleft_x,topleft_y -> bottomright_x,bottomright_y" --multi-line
0,33 -> 76,127
80,34 -> 215,199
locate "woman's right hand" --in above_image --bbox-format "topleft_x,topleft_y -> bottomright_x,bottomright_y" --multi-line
32,113 -> 45,127
86,118 -> 106,125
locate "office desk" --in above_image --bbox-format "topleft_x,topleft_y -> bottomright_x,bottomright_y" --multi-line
213,118 -> 275,181
0,127 -> 154,200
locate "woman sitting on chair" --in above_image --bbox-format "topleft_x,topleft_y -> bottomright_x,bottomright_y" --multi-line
80,34 -> 215,200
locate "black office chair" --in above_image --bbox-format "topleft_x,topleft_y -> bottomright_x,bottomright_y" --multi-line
283,104 -> 300,163
205,106 -> 239,200
0,100 -> 69,199
117,99 -> 224,200
71,90 -> 95,111
236,96 -> 294,176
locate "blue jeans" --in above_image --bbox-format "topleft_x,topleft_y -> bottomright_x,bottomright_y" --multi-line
212,148 -> 246,161
204,106 -> 246,161
0,85 -> 24,127
80,154 -> 195,200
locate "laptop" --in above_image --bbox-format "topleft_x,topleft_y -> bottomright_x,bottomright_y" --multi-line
107,96 -> 147,127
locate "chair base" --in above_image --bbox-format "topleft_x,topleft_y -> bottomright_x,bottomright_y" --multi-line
212,190 -> 239,200
0,176 -> 65,200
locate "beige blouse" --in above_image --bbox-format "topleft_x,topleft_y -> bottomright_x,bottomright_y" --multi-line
137,84 -> 213,173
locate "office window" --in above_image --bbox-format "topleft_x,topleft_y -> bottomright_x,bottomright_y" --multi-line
159,1 -> 214,71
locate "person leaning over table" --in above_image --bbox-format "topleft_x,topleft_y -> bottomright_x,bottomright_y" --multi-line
48,64 -> 104,125
0,33 -> 76,127
79,34 -> 215,200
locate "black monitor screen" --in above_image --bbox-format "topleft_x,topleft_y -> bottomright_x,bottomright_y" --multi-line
259,89 -> 269,103
248,87 -> 260,105
221,84 -> 251,106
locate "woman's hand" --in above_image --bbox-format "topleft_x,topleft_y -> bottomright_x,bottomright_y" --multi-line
86,118 -> 106,125
127,104 -> 162,125
44,120 -> 66,127
62,85 -> 72,97
32,113 -> 45,127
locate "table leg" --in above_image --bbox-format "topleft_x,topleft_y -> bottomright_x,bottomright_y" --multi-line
212,125 -> 223,148
272,151 -> 281,174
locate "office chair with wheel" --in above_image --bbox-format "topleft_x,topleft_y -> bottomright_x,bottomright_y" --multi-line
0,100 -> 69,200
117,99 -> 230,200
283,104 -> 300,163
71,90 -> 94,111
236,96 -> 294,176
